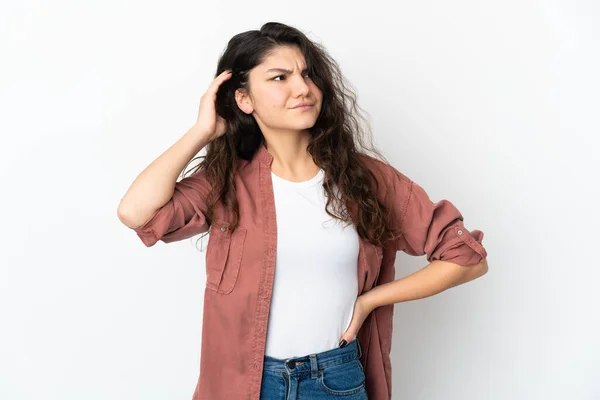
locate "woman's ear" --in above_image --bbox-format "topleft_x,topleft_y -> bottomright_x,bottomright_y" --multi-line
235,88 -> 254,114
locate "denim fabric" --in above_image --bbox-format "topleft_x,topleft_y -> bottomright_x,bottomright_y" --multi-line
260,338 -> 368,399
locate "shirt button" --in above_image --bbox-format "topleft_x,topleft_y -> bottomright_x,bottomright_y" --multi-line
457,230 -> 463,235
221,226 -> 228,232
266,248 -> 275,256
253,361 -> 260,371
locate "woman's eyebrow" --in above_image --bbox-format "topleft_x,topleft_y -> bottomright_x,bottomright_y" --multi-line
265,67 -> 309,74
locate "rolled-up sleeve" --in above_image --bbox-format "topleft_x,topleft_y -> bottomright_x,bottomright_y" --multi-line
132,170 -> 212,247
392,171 -> 487,266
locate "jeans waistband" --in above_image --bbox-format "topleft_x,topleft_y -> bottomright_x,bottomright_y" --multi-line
262,338 -> 362,376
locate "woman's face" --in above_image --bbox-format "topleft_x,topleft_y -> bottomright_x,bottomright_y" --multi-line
235,46 -> 323,135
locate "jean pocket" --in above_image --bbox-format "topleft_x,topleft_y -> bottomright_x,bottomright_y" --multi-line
317,359 -> 366,396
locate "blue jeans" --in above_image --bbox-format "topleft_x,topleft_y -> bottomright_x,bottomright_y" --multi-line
260,338 -> 368,399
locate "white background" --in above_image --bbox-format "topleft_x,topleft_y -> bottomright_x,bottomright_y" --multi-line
1,1 -> 598,399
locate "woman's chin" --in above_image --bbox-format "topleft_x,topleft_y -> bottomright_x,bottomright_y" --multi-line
290,118 -> 319,130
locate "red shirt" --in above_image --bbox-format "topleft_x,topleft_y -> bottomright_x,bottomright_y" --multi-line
132,144 -> 487,399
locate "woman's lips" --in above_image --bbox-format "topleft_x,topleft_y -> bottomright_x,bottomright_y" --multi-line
292,104 -> 314,110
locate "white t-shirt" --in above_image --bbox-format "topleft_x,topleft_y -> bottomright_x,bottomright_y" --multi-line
264,168 -> 360,359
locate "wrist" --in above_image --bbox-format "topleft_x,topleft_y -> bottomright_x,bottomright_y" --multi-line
185,124 -> 213,150
359,290 -> 379,313
189,124 -> 212,140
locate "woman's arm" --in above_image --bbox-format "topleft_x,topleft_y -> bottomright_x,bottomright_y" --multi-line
117,124 -> 210,229
362,258 -> 488,309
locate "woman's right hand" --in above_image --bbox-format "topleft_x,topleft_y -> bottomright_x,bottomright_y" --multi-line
195,69 -> 233,142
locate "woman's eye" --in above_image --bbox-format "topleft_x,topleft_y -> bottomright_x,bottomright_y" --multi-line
272,73 -> 310,81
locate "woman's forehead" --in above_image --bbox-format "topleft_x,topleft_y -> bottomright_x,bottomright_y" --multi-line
258,46 -> 307,71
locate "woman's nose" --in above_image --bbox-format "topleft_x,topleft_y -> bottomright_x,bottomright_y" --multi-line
292,75 -> 310,97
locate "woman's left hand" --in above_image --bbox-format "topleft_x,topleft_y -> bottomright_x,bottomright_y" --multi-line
338,295 -> 374,347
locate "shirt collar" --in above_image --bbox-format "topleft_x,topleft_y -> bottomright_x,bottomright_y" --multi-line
256,142 -> 274,166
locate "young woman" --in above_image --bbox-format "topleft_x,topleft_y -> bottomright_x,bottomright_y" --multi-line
118,22 -> 488,400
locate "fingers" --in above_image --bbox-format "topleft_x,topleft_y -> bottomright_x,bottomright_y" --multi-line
207,69 -> 233,94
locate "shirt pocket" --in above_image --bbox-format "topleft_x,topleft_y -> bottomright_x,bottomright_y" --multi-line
204,223 -> 247,294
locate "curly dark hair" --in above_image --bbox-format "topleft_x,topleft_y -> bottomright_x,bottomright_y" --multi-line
183,21 -> 402,248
